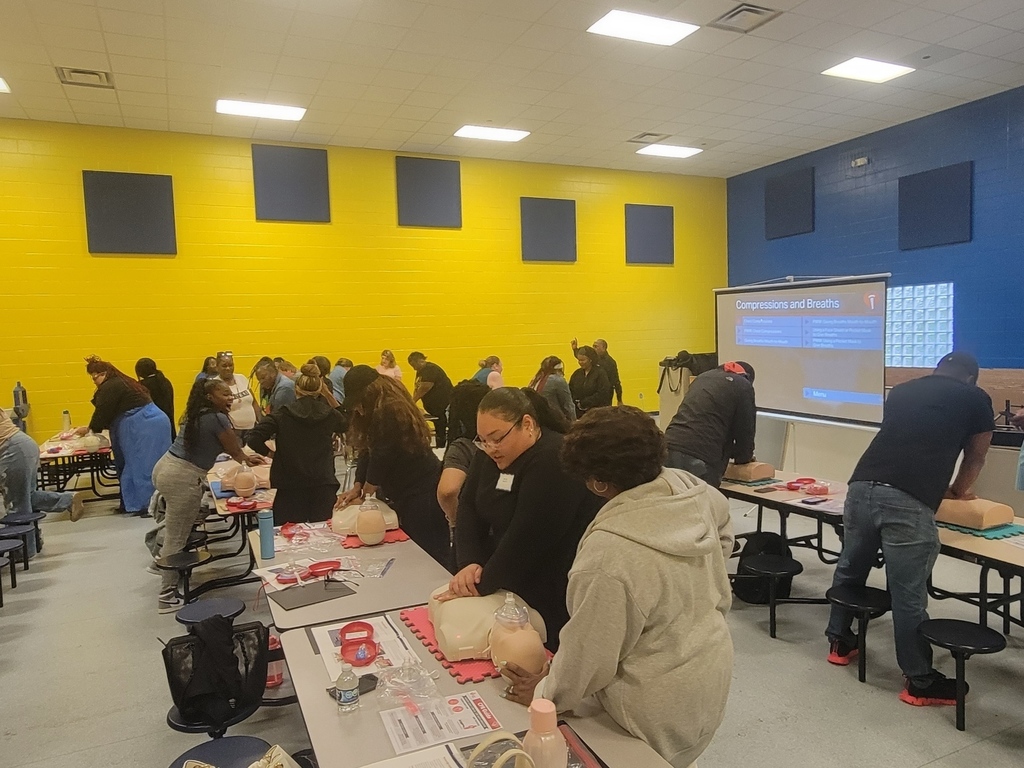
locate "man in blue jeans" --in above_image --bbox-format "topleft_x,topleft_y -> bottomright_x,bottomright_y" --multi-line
826,352 -> 994,705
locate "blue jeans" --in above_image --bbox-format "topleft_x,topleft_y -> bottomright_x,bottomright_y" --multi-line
826,481 -> 941,685
665,448 -> 721,487
0,431 -> 76,555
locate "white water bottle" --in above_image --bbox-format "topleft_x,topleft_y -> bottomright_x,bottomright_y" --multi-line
336,663 -> 360,713
62,410 -> 72,432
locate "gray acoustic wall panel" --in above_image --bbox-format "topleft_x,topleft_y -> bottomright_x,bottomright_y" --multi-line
82,170 -> 177,254
252,144 -> 330,223
520,197 -> 576,262
625,203 -> 674,265
898,161 -> 973,251
764,166 -> 815,240
396,156 -> 462,228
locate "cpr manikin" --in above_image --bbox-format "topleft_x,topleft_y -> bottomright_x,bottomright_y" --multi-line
936,498 -> 1014,530
723,461 -> 775,482
332,497 -> 399,535
220,463 -> 271,495
428,587 -> 548,676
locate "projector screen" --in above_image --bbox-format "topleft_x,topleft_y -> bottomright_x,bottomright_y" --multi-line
716,276 -> 888,424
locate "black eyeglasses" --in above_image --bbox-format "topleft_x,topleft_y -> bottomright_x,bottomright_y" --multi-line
473,417 -> 523,451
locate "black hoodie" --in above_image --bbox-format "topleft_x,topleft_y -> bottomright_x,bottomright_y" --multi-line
246,397 -> 347,489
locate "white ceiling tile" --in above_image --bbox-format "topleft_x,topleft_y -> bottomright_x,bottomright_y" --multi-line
102,32 -> 164,58
109,55 -> 166,79
749,13 -> 823,43
98,9 -> 165,39
123,116 -> 170,130
38,25 -> 107,52
907,15 -> 982,45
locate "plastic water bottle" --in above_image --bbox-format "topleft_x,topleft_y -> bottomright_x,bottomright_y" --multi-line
523,699 -> 568,768
61,410 -> 72,433
336,663 -> 360,713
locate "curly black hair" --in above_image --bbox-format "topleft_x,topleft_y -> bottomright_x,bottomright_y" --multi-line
560,406 -> 665,491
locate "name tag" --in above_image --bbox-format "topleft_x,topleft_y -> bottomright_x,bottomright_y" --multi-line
495,473 -> 514,492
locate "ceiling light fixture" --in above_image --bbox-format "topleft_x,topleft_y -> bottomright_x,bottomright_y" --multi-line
215,99 -> 306,121
0,78 -> 10,93
454,125 -> 530,142
821,57 -> 914,83
636,144 -> 703,159
587,10 -> 699,46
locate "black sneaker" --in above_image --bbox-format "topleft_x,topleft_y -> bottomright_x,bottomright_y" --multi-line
899,673 -> 967,706
827,638 -> 859,666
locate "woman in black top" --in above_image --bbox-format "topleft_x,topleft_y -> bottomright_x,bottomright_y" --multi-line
444,387 -> 599,649
136,357 -> 176,440
336,366 -> 451,570
74,356 -> 172,515
569,345 -> 613,418
247,364 -> 347,525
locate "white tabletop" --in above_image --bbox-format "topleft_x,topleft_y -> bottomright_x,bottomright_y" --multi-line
281,612 -> 671,768
250,531 -> 453,631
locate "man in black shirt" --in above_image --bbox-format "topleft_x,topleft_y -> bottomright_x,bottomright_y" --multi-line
825,352 -> 994,707
663,362 -> 756,487
408,352 -> 454,446
571,337 -> 622,404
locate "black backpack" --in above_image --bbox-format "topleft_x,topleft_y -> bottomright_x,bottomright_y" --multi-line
732,532 -> 794,604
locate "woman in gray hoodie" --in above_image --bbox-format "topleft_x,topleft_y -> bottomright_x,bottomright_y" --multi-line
502,405 -> 734,768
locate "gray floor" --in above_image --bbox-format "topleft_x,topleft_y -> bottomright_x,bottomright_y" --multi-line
1,499 -> 1022,768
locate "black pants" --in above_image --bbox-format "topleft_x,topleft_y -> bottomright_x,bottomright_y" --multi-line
272,484 -> 338,526
426,407 -> 448,447
393,493 -> 453,573
665,449 -> 722,488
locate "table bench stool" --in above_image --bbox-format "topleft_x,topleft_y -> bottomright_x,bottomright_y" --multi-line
826,585 -> 891,682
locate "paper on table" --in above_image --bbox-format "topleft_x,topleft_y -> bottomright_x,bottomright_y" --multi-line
359,744 -> 464,768
312,614 -> 419,680
254,557 -> 362,592
380,690 -> 501,755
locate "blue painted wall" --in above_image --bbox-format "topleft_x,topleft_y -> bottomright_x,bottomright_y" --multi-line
727,85 -> 1024,369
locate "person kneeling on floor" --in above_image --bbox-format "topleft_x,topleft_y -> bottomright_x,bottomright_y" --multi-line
825,351 -> 994,706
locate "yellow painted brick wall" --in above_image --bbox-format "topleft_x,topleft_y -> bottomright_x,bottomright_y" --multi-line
0,119 -> 727,440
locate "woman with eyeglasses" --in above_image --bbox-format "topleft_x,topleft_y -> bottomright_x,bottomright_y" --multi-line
440,387 -> 599,649
334,366 -> 450,569
215,351 -> 260,440
529,355 -> 576,424
74,356 -> 173,516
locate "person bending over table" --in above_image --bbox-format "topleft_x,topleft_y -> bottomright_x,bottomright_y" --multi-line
568,346 -> 612,419
825,351 -> 994,707
442,387 -> 598,649
153,378 -> 265,613
329,357 -> 352,402
408,351 -> 454,447
334,366 -> 451,570
215,351 -> 260,440
0,408 -> 84,537
529,355 -> 576,424
502,406 -> 734,768
663,361 -> 756,488
246,364 -> 346,525
135,357 -> 176,440
437,380 -> 490,527
75,356 -> 172,516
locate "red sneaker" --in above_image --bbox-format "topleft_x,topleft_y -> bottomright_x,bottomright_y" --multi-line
898,675 -> 963,706
827,638 -> 859,666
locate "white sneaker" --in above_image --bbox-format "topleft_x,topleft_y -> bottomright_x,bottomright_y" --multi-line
158,588 -> 183,614
146,562 -> 161,575
69,492 -> 85,522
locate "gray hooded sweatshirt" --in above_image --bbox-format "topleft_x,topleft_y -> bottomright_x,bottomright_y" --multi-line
539,468 -> 734,768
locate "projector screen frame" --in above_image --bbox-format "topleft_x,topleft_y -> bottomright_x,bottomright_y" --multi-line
715,273 -> 891,427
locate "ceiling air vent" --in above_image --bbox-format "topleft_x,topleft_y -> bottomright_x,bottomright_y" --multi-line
56,67 -> 115,89
627,132 -> 672,145
708,4 -> 781,34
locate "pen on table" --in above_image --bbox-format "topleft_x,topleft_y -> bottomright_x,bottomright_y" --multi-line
380,558 -> 395,577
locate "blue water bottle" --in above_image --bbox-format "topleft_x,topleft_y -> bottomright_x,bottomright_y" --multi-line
258,509 -> 275,561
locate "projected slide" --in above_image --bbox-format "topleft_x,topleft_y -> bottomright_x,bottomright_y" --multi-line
716,278 -> 887,423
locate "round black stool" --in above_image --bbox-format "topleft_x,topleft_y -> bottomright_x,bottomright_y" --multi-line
155,549 -> 212,603
0,525 -> 34,570
168,735 -> 270,768
826,585 -> 891,682
175,597 -> 246,626
743,553 -> 804,638
186,529 -> 209,550
1,512 -> 46,553
918,618 -> 1006,731
0,540 -> 22,591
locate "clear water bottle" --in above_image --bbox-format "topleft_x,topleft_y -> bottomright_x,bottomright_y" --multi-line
336,663 -> 360,713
